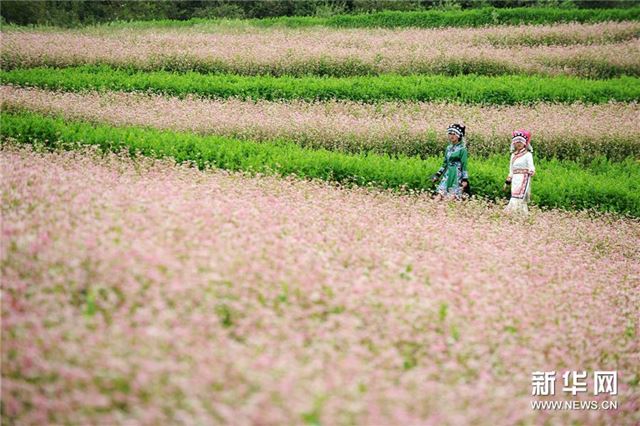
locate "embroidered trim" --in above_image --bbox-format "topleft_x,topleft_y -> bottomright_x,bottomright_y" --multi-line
511,174 -> 531,199
511,149 -> 527,166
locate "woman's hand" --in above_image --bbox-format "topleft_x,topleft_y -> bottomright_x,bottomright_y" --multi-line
503,178 -> 511,191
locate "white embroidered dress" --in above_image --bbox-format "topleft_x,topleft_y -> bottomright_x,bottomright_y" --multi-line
506,149 -> 535,215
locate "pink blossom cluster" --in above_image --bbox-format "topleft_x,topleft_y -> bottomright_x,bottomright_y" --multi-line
2,22 -> 639,76
471,21 -> 639,46
3,85 -> 638,155
2,144 -> 639,425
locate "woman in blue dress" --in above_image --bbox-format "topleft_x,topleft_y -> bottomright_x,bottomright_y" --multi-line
431,123 -> 469,200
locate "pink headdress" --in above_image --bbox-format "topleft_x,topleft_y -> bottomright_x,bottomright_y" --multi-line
511,129 -> 533,152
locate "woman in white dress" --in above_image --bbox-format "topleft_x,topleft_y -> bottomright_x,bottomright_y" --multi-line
503,130 -> 535,215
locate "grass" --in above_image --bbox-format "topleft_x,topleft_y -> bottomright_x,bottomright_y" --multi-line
3,66 -> 639,105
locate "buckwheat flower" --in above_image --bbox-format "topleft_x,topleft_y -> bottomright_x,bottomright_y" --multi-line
2,145 -> 638,425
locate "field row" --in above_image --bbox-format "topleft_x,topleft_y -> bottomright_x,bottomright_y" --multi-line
3,85 -> 638,162
3,23 -> 639,78
77,7 -> 640,30
83,21 -> 640,48
3,111 -> 639,217
3,67 -> 639,105
3,144 -> 638,425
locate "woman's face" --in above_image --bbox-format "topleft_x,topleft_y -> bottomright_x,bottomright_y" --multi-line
514,141 -> 525,151
448,133 -> 459,143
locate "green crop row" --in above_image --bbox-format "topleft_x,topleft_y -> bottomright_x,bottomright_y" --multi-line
39,7 -> 640,30
2,111 -> 638,217
3,66 -> 639,105
325,7 -> 640,29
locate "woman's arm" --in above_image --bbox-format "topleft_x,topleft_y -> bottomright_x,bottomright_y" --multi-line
504,154 -> 514,190
508,154 -> 514,180
461,147 -> 469,180
528,152 -> 536,176
460,147 -> 469,187
432,147 -> 448,181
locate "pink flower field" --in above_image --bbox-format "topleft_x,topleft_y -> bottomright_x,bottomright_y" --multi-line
3,85 -> 638,158
3,22 -> 639,76
2,144 -> 639,425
